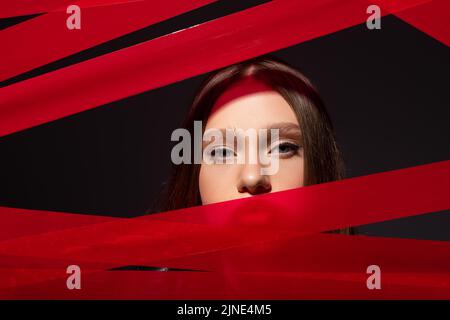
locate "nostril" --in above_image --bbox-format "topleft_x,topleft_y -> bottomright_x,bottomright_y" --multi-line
254,182 -> 272,195
239,181 -> 271,195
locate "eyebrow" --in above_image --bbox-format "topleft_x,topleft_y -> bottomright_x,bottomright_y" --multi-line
266,122 -> 302,143
266,122 -> 301,134
202,122 -> 302,148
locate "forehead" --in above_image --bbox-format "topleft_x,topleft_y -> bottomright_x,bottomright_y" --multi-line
205,90 -> 298,130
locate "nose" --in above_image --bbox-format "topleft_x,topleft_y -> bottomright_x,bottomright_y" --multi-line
237,164 -> 272,196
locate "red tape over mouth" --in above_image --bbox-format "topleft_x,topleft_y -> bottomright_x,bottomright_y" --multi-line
0,160 -> 449,298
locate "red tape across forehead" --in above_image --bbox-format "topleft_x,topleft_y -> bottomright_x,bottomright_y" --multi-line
209,76 -> 275,117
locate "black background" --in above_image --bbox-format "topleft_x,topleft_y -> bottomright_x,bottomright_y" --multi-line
1,2 -> 449,240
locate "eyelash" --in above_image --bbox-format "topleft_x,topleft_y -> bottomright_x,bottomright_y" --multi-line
207,146 -> 236,160
269,141 -> 301,157
206,142 -> 301,161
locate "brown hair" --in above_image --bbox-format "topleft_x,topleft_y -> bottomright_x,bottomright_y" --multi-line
153,55 -> 351,233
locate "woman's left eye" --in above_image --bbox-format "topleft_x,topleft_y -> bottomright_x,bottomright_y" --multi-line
270,142 -> 300,156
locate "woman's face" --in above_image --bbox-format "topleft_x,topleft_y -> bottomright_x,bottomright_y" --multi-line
199,80 -> 304,205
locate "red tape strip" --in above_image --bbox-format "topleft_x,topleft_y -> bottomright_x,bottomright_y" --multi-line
0,0 -> 153,18
0,161 -> 448,266
0,0 -> 216,81
0,0 -> 428,137
0,206 -> 117,241
1,234 -> 450,299
0,0 -> 72,18
0,161 -> 449,298
394,0 -> 450,46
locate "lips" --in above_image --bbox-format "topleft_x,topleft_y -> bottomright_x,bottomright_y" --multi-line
218,196 -> 287,227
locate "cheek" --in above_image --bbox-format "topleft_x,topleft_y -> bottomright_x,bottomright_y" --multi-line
270,157 -> 304,191
199,164 -> 238,205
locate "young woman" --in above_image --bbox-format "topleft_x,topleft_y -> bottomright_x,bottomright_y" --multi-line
155,55 -> 352,234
